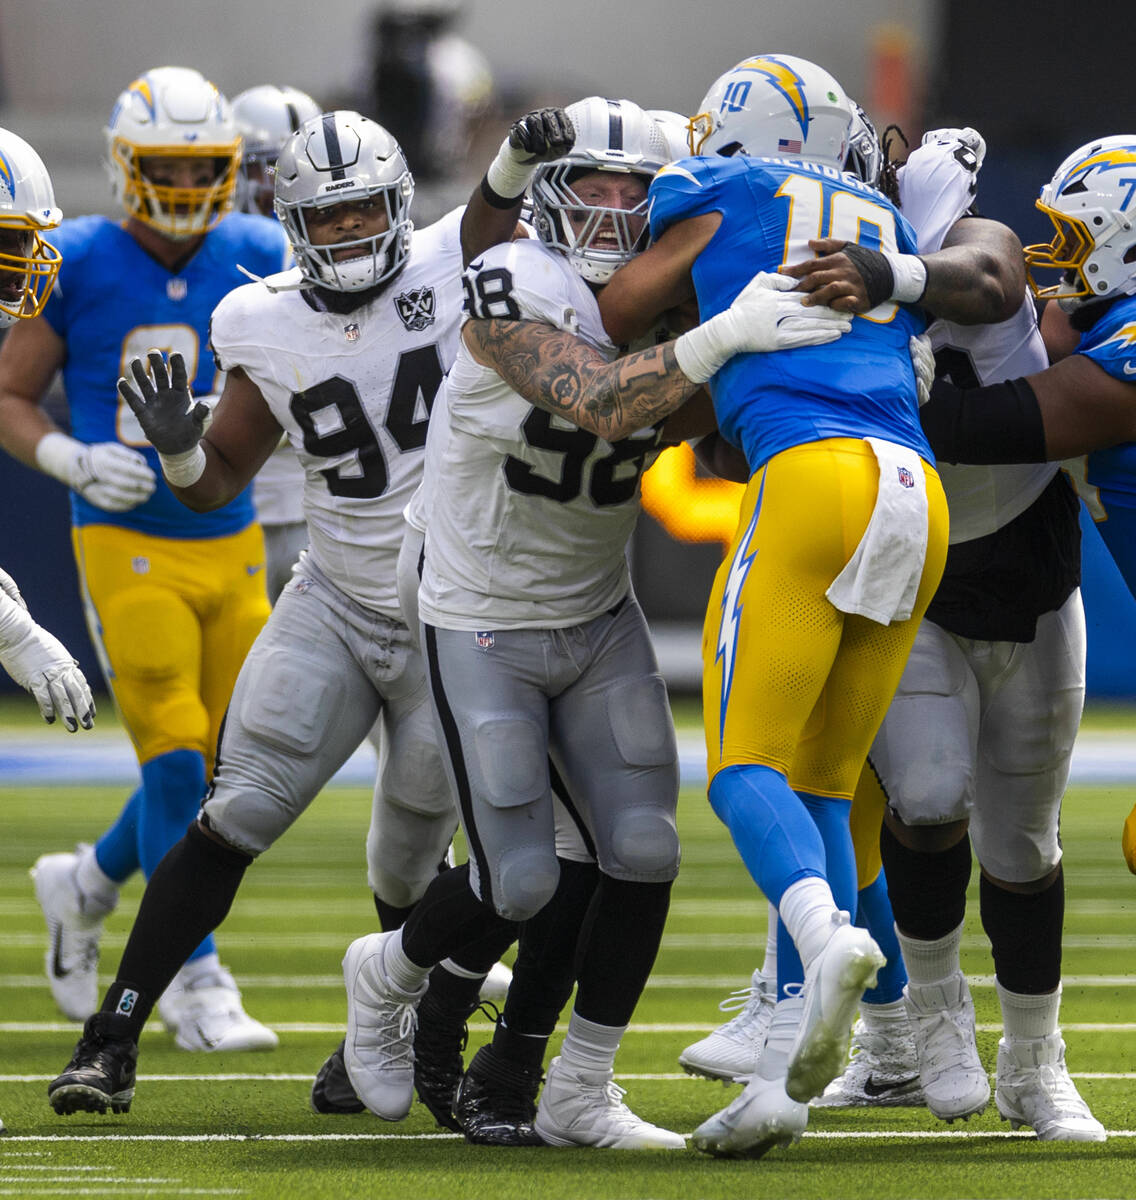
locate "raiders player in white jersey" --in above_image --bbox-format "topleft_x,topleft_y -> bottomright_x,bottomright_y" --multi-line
44,111 -> 539,1119
334,95 -> 852,1150
791,129 -> 1102,1141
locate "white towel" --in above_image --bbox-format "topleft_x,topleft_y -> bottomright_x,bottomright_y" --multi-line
826,438 -> 929,625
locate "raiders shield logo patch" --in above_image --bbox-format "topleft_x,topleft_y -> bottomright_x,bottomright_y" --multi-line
395,286 -> 436,331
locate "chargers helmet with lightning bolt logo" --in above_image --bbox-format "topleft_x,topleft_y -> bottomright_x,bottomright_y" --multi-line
1025,135 -> 1136,310
688,54 -> 854,170
0,127 -> 62,327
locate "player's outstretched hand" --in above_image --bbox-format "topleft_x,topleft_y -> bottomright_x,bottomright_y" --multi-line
507,107 -> 575,163
118,350 -> 211,457
0,589 -> 94,731
675,271 -> 851,384
1123,801 -> 1136,874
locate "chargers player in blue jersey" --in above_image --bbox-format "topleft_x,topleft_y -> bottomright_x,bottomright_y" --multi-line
920,134 -> 1136,882
599,55 -> 951,1157
0,67 -> 289,1051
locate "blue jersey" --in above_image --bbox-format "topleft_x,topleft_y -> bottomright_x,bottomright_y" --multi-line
648,155 -> 931,470
43,213 -> 290,537
1081,296 -> 1136,500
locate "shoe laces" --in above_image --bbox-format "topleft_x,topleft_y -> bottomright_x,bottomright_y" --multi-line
917,1006 -> 979,1072
716,980 -> 774,1038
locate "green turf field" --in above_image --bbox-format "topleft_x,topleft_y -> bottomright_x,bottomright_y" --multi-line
2,702 -> 1135,1199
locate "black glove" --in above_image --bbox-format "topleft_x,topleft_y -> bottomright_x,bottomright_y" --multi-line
507,107 -> 575,163
117,351 -> 211,456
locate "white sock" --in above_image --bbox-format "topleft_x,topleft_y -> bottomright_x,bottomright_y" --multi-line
74,844 -> 119,914
997,979 -> 1061,1042
858,997 -> 908,1032
896,921 -> 963,988
385,930 -> 431,994
759,901 -> 779,980
779,877 -> 841,971
558,1011 -> 625,1074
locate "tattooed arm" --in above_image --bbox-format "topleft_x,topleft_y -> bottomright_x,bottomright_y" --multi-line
463,317 -> 699,442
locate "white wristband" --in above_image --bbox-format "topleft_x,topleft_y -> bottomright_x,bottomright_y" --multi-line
882,251 -> 928,303
485,139 -> 538,201
34,431 -> 84,485
159,445 -> 206,488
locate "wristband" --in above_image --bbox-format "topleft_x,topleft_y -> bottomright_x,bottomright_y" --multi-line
34,431 -> 83,484
159,445 -> 206,488
882,250 -> 928,303
485,140 -> 537,201
480,174 -> 524,210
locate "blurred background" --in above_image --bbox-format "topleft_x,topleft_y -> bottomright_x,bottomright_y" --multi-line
2,0 -> 1135,699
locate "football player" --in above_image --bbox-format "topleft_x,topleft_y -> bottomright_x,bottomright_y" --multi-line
0,67 -> 288,1052
332,93 -> 850,1150
917,137 -> 1136,884
597,55 -> 954,1158
231,84 -> 322,603
42,108 -> 577,1121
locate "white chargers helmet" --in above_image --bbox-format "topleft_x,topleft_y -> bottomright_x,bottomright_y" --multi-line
274,111 -> 413,292
1025,135 -> 1136,309
689,54 -> 854,169
0,127 -> 62,327
104,66 -> 241,240
231,85 -> 322,216
844,103 -> 883,187
530,96 -> 669,285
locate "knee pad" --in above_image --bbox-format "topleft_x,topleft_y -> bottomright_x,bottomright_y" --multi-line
606,805 -> 680,879
472,716 -> 546,808
487,843 -> 561,922
366,806 -> 457,909
606,674 -> 678,767
237,648 -> 346,756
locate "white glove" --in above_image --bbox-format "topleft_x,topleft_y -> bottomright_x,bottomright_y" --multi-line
0,565 -> 26,608
35,432 -> 157,512
909,333 -> 937,406
919,127 -> 986,176
674,271 -> 852,384
0,588 -> 95,731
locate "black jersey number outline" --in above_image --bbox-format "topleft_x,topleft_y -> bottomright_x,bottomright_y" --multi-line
289,344 -> 444,498
503,408 -> 661,507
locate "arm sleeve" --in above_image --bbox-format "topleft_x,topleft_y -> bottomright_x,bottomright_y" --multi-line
919,376 -> 1047,465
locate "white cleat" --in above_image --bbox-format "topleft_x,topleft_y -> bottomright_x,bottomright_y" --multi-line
995,1034 -> 1106,1142
812,1014 -> 925,1108
158,960 -> 278,1052
30,849 -> 116,1022
534,1056 -> 685,1149
904,972 -> 990,1121
479,960 -> 513,1004
692,1070 -> 808,1159
679,970 -> 776,1083
785,916 -> 885,1104
342,932 -> 426,1121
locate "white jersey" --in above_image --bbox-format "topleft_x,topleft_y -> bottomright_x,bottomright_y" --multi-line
899,144 -> 1054,544
253,441 -> 307,527
419,239 -> 663,631
210,207 -> 466,617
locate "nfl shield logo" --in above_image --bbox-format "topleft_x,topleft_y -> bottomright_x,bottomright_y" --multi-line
395,286 -> 437,332
344,323 -> 360,342
897,465 -> 915,488
131,556 -> 150,574
166,278 -> 187,301
475,630 -> 495,650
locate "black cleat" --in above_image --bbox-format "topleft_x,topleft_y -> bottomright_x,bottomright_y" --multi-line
453,1043 -> 545,1146
49,1012 -> 138,1116
310,1038 -> 366,1114
413,990 -> 480,1132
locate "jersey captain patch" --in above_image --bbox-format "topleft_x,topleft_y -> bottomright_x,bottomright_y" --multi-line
395,286 -> 436,331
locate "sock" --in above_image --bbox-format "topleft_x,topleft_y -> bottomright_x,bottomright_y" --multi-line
373,892 -> 416,932
504,858 -> 599,1038
384,929 -> 433,994
574,877 -> 671,1028
558,1010 -> 624,1075
759,901 -> 778,979
996,978 -> 1061,1041
400,863 -> 517,969
93,787 -> 143,883
709,763 -> 827,903
74,842 -> 120,914
980,867 -> 1064,993
880,821 -> 971,939
779,876 -> 840,972
101,822 -> 252,1038
775,916 -> 804,999
859,996 -> 909,1032
798,791 -> 856,915
490,1019 -> 548,1073
895,920 -> 963,988
856,869 -> 908,1004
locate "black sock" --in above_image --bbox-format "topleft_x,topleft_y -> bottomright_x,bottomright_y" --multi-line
501,857 -> 599,1039
101,822 -> 252,1038
880,821 -> 971,940
372,893 -> 416,932
401,862 -> 516,968
574,875 -> 672,1028
980,866 -> 1064,993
